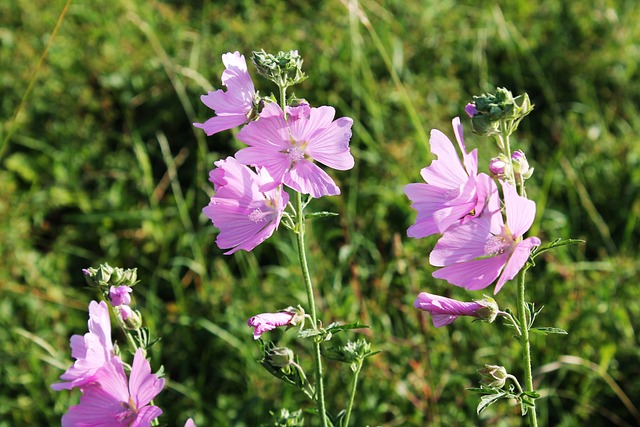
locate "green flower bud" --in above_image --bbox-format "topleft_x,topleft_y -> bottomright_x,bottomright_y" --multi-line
478,364 -> 508,388
511,150 -> 534,180
119,305 -> 143,330
473,296 -> 500,324
265,408 -> 305,427
468,88 -> 534,137
266,347 -> 295,369
251,50 -> 307,89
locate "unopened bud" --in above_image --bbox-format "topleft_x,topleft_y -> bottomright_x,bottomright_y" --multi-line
473,296 -> 500,324
119,305 -> 143,330
511,150 -> 534,180
478,364 -> 508,388
489,156 -> 509,178
266,347 -> 295,369
251,50 -> 307,88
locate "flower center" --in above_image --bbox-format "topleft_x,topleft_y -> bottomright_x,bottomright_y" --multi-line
285,146 -> 306,163
484,229 -> 513,255
115,397 -> 138,423
248,208 -> 268,223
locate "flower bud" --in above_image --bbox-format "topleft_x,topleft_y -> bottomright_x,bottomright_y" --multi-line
266,346 -> 295,369
109,285 -> 133,307
511,150 -> 534,180
478,364 -> 508,388
473,296 -> 500,324
251,49 -> 307,88
269,408 -> 304,427
464,103 -> 478,118
119,305 -> 143,330
468,88 -> 534,137
489,156 -> 509,178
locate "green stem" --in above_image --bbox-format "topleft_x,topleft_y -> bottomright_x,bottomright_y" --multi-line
342,360 -> 363,427
295,191 -> 329,427
516,268 -> 538,427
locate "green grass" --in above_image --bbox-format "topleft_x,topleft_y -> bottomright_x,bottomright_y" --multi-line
1,0 -> 639,425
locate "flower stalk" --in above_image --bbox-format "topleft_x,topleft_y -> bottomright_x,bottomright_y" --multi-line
516,268 -> 538,426
294,191 -> 329,427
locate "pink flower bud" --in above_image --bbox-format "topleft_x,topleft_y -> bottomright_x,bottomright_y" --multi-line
465,103 -> 478,117
109,285 -> 132,306
414,292 -> 498,327
247,307 -> 305,340
489,157 -> 508,177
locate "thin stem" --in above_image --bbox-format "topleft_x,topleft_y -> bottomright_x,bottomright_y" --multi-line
342,360 -> 363,427
295,191 -> 329,427
497,310 -> 522,336
516,268 -> 538,426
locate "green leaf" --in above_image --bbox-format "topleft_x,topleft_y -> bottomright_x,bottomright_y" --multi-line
529,327 -> 568,335
531,238 -> 584,259
477,391 -> 508,414
325,321 -> 370,334
305,211 -> 339,219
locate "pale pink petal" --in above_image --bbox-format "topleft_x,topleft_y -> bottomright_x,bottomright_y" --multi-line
494,237 -> 541,294
284,160 -> 340,198
184,419 -> 197,427
87,301 -> 112,353
432,254 -> 509,291
193,114 -> 248,136
451,117 -> 478,177
419,129 -> 468,189
288,105 -> 334,142
94,356 -> 130,403
414,292 -> 484,327
129,350 -> 164,409
130,406 -> 163,427
235,146 -> 290,185
61,383 -> 129,427
405,184 -> 452,238
502,181 -> 537,237
306,117 -> 354,170
429,213 -> 495,266
236,115 -> 289,150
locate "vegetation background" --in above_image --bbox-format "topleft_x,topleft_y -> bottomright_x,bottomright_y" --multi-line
1,0 -> 639,425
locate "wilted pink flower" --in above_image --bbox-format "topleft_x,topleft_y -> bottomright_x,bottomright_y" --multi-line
414,292 -> 498,327
109,285 -> 132,306
430,181 -> 541,294
61,349 -> 164,427
235,102 -> 354,198
193,51 -> 256,136
203,156 -> 289,254
405,117 -> 492,238
52,301 -> 113,391
248,310 -> 298,340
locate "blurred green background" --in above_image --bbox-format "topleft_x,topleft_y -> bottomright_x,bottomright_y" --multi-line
1,0 -> 639,425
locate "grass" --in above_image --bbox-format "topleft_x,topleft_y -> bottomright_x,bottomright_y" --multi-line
1,0 -> 639,425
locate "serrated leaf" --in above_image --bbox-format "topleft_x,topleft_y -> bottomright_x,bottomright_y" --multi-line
530,327 -> 568,335
477,391 -> 507,414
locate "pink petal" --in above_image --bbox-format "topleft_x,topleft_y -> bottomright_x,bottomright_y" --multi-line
193,114 -> 248,136
494,237 -> 541,294
129,349 -> 164,408
288,105 -> 335,142
61,384 -> 129,427
420,129 -> 468,189
236,115 -> 289,150
502,182 -> 537,237
432,254 -> 509,291
235,146 -> 290,185
429,213 -> 495,266
130,406 -> 163,427
284,160 -> 340,198
184,419 -> 197,427
405,183 -> 453,238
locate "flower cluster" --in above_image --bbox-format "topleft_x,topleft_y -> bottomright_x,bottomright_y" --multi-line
195,51 -> 354,254
407,100 -> 540,326
52,301 -> 165,426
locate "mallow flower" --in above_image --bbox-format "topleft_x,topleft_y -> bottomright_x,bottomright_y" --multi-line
51,301 -> 113,391
247,306 -> 305,340
235,102 -> 354,198
109,285 -> 132,306
405,117 -> 491,238
193,51 -> 257,136
61,349 -> 164,427
414,292 -> 498,327
429,181 -> 541,294
203,156 -> 288,254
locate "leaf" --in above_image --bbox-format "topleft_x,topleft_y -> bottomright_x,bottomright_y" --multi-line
531,238 -> 584,259
305,211 -> 339,219
477,391 -> 508,414
325,321 -> 370,334
530,327 -> 568,335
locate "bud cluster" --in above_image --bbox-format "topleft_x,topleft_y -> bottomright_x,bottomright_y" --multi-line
251,49 -> 307,89
466,87 -> 533,138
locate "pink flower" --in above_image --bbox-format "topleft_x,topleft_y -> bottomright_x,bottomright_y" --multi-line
429,181 -> 541,294
61,349 -> 164,427
109,285 -> 132,306
193,51 -> 256,136
405,117 -> 491,238
235,102 -> 354,198
248,310 -> 297,340
52,301 -> 113,391
184,419 -> 196,427
203,156 -> 289,254
414,292 -> 498,327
